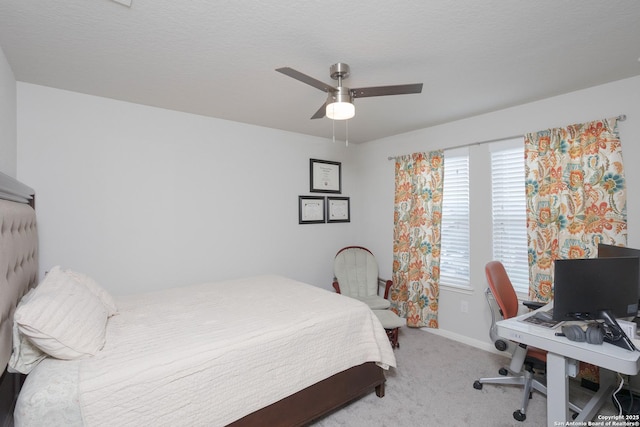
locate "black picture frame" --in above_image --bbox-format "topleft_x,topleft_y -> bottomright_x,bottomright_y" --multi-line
327,197 -> 350,223
310,159 -> 341,193
299,196 -> 326,224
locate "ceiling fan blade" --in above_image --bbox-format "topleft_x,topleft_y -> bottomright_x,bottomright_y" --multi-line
352,83 -> 423,98
276,67 -> 336,93
310,102 -> 326,119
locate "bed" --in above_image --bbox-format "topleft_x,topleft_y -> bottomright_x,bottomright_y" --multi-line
0,172 -> 396,426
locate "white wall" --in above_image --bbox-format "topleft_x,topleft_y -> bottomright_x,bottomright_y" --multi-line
16,83 -> 361,294
0,45 -> 16,177
356,75 -> 640,350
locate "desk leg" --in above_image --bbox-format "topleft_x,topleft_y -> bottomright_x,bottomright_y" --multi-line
547,352 -> 570,425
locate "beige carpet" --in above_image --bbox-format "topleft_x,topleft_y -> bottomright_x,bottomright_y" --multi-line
312,327 -> 619,427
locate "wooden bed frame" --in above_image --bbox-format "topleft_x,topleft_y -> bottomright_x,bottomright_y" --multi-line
231,362 -> 385,427
0,172 -> 387,427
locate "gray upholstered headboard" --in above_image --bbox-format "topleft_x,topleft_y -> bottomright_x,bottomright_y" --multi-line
0,172 -> 37,372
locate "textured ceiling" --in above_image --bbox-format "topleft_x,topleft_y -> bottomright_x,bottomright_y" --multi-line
1,1 -> 639,143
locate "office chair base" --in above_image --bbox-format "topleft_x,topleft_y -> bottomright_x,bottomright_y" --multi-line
473,373 -> 547,422
474,375 -> 582,422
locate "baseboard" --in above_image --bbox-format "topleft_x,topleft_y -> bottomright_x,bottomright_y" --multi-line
420,327 -> 506,356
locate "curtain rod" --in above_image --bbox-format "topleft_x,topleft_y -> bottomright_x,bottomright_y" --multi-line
387,114 -> 627,161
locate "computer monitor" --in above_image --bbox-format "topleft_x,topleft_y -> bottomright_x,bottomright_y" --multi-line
598,243 -> 640,303
552,257 -> 639,321
552,257 -> 639,350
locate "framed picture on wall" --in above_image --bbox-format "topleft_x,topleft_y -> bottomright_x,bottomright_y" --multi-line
310,159 -> 341,193
299,196 -> 326,224
327,197 -> 350,223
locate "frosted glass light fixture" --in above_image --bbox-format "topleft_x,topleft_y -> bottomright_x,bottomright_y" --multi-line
325,87 -> 354,120
326,101 -> 355,120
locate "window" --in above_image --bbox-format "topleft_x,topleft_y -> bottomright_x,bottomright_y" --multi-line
440,148 -> 470,288
490,140 -> 529,295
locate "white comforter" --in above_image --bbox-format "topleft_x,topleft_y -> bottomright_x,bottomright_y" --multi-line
73,275 -> 395,426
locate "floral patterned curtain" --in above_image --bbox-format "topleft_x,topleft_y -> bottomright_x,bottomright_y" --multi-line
390,151 -> 444,328
525,117 -> 626,302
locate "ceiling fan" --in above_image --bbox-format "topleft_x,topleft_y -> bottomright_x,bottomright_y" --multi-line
276,63 -> 423,120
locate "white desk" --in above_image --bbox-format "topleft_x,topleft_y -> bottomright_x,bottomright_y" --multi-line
497,310 -> 640,425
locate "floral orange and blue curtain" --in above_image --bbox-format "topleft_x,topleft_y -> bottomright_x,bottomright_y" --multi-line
525,117 -> 627,302
390,151 -> 444,328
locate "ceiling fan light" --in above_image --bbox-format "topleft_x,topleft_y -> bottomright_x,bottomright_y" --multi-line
326,101 -> 355,120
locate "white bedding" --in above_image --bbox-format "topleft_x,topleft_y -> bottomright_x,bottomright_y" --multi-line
16,275 -> 395,426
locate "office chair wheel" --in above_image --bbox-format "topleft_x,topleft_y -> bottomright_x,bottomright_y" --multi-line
498,367 -> 508,376
473,380 -> 483,390
513,410 -> 526,422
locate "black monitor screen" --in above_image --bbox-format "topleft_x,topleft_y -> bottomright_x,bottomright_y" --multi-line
552,257 -> 639,321
598,243 -> 640,302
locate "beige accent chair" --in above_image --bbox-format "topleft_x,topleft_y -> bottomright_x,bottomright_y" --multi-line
332,246 -> 392,310
332,246 -> 404,348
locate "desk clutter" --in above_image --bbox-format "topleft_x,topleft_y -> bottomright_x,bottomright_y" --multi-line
521,310 -> 563,328
522,310 -> 639,352
557,324 -> 605,344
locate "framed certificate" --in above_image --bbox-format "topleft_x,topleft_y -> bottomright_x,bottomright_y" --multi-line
327,197 -> 350,223
310,159 -> 341,193
299,196 -> 325,224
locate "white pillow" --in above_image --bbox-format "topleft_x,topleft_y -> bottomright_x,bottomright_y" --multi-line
14,266 -> 108,360
8,289 -> 47,374
63,268 -> 118,317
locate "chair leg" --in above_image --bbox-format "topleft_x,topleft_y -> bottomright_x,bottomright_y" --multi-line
475,376 -> 527,386
385,327 -> 399,348
517,371 -> 534,419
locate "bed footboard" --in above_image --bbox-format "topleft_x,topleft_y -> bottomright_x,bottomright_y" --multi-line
228,362 -> 386,427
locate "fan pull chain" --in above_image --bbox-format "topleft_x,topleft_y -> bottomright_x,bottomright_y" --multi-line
330,118 -> 349,147
345,120 -> 348,147
332,119 -> 336,143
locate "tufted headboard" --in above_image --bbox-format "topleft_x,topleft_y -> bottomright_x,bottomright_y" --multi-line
0,172 -> 37,373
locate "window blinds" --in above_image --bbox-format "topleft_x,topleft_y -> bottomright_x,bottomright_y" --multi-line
440,153 -> 470,287
491,145 -> 529,295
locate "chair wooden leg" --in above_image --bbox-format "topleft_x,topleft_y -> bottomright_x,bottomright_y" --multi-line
385,327 -> 399,348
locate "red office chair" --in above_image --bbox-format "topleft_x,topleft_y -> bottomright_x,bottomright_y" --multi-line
473,261 -> 581,422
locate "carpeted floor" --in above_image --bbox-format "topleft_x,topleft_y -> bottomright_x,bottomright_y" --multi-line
311,327 -> 619,427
